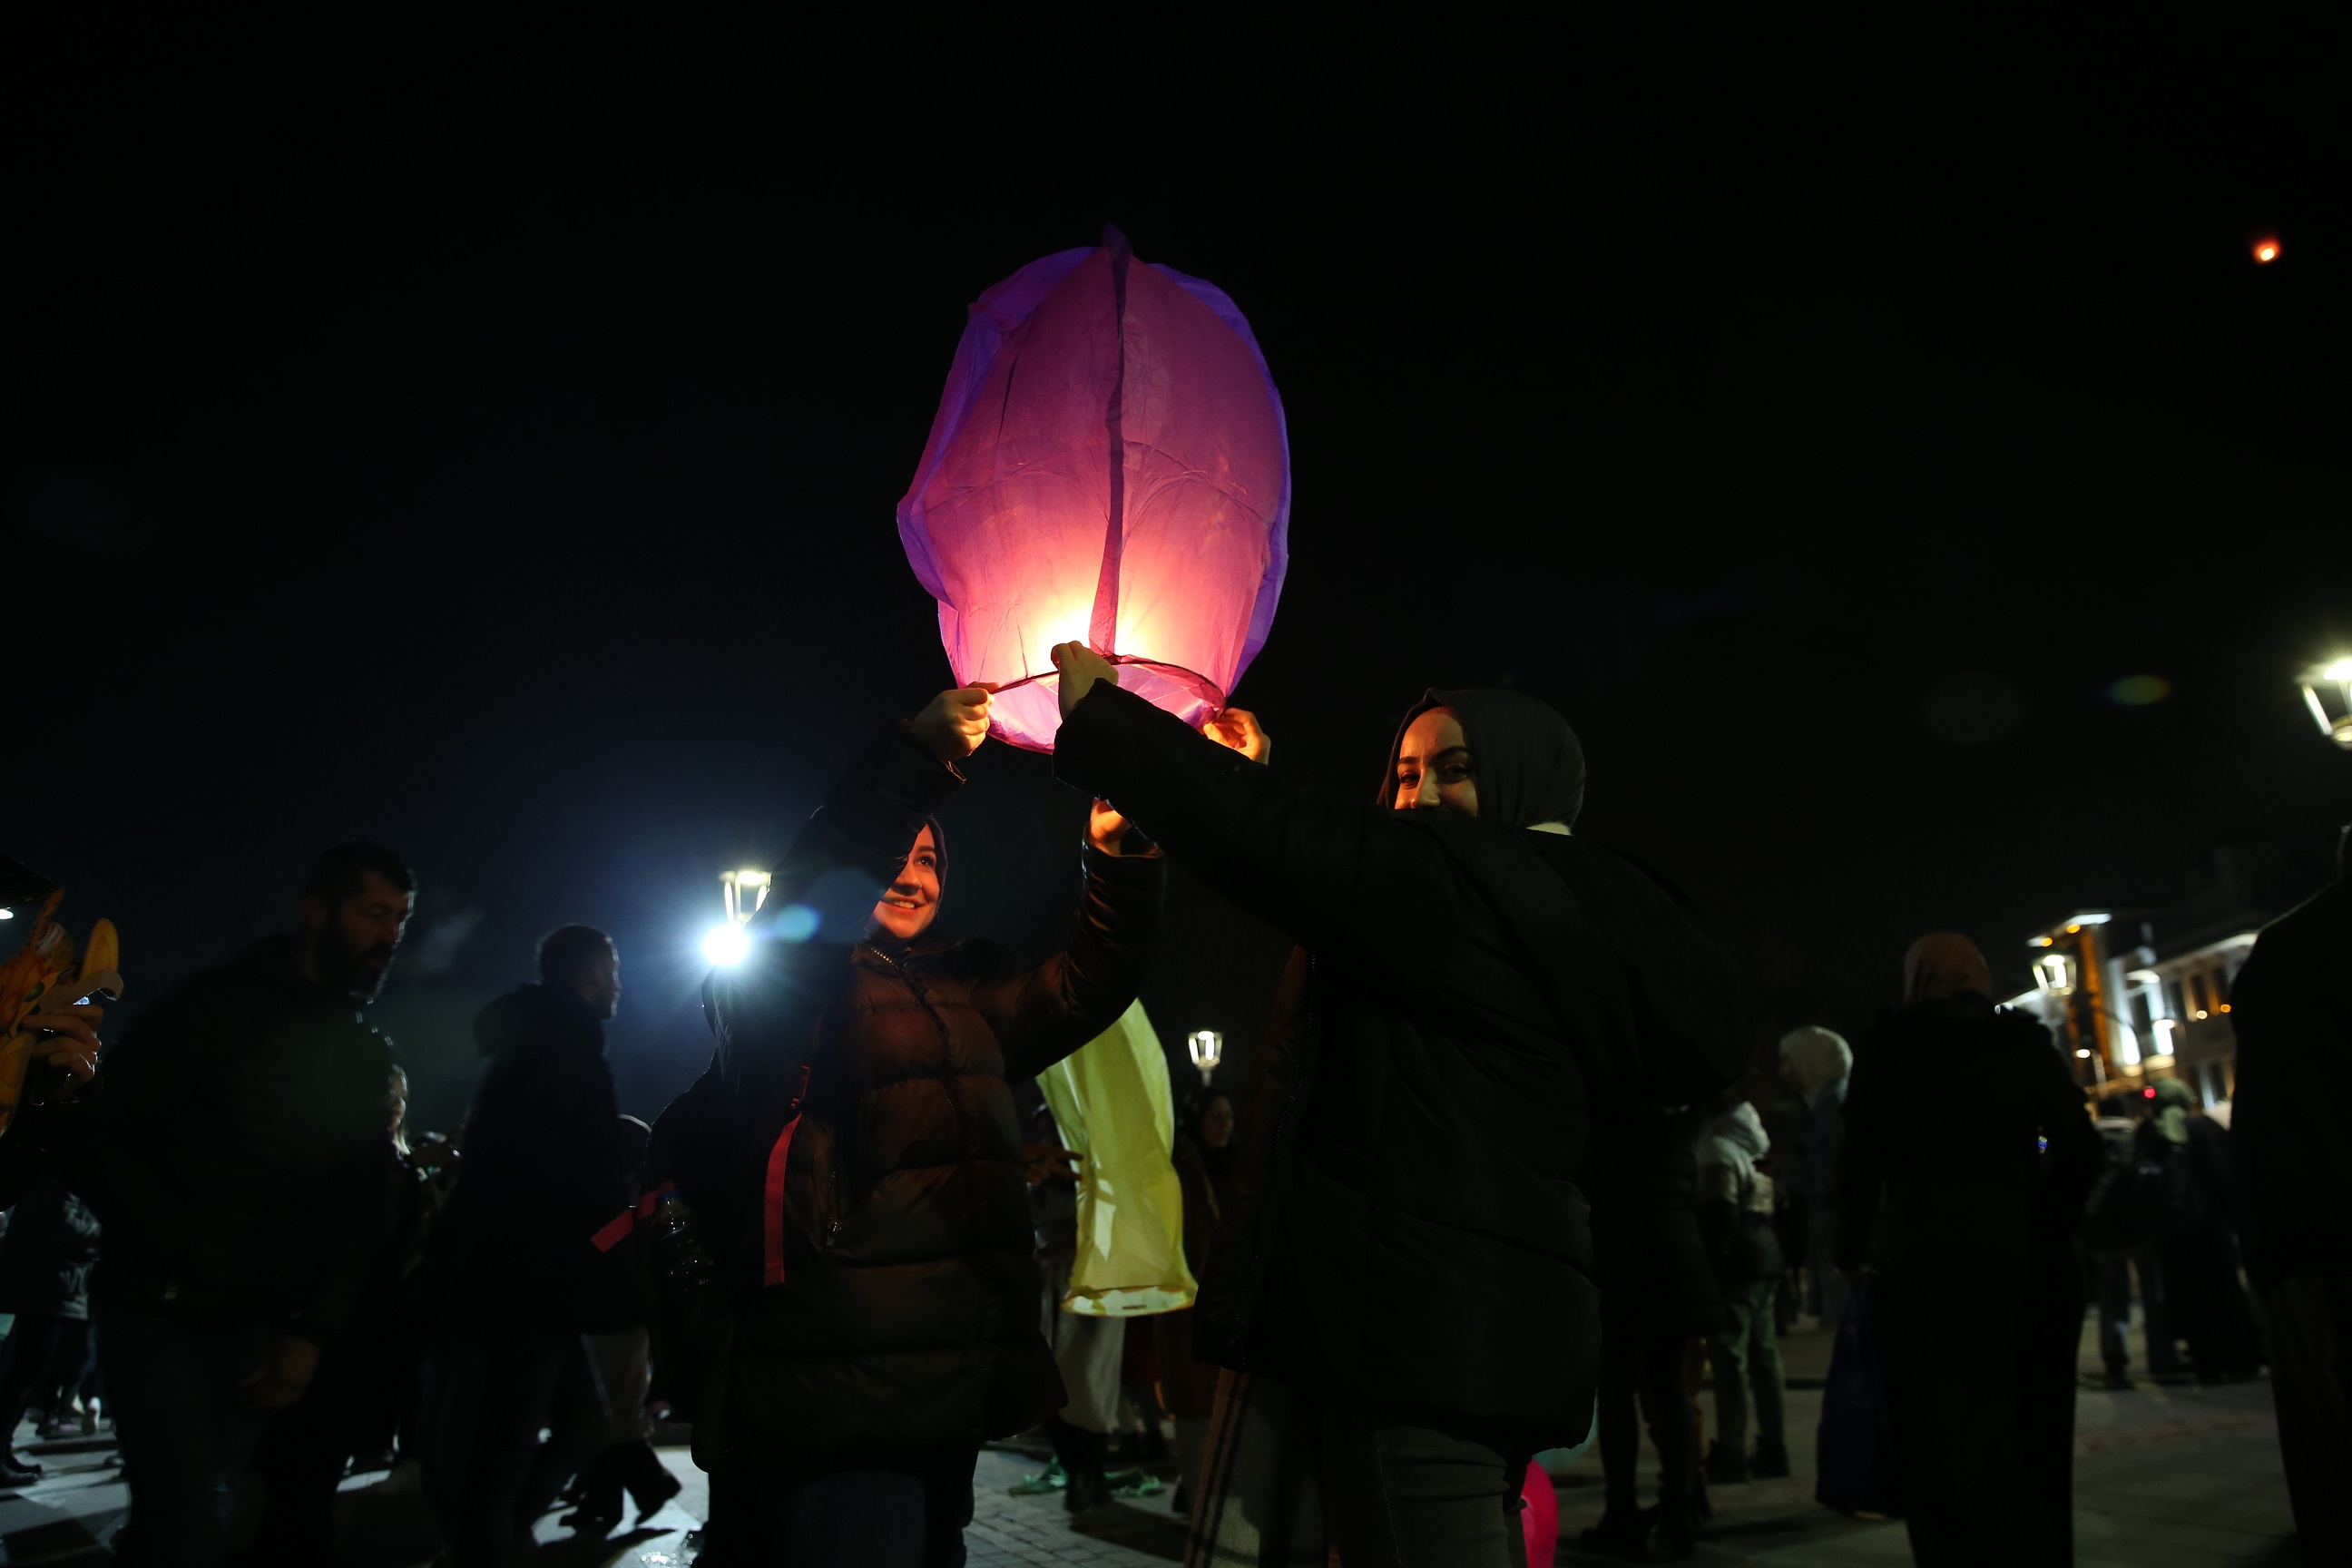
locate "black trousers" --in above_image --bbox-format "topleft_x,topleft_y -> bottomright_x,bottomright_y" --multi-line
1597,1315 -> 1698,1514
419,1328 -> 597,1568
703,1443 -> 979,1567
248,1314 -> 416,1566
0,1314 -> 89,1451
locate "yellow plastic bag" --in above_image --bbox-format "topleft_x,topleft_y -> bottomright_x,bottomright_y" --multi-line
1039,999 -> 1198,1317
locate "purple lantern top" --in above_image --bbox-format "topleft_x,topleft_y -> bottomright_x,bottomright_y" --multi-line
897,228 -> 1290,751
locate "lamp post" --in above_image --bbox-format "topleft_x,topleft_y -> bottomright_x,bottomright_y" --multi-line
1186,1030 -> 1222,1088
704,867 -> 770,966
2298,657 -> 2352,750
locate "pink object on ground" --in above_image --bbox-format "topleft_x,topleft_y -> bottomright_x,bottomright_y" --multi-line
897,227 -> 1290,750
1521,1458 -> 1558,1565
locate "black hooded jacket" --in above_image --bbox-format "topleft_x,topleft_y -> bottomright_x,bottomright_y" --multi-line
646,722 -> 1162,1465
423,982 -> 629,1331
1054,681 -> 1740,1450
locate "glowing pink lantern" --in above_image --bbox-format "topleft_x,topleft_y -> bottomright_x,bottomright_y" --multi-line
897,228 -> 1290,750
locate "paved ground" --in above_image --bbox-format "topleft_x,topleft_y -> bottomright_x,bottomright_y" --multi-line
0,1314 -> 2305,1564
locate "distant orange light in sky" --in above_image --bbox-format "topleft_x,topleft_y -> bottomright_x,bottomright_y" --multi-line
2253,238 -> 2281,263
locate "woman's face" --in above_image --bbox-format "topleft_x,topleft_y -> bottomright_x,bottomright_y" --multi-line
1393,707 -> 1477,817
869,826 -> 943,941
1201,1094 -> 1236,1149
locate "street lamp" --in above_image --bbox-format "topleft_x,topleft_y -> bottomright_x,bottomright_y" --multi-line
704,867 -> 771,966
1186,1030 -> 1222,1087
2299,657 -> 2352,750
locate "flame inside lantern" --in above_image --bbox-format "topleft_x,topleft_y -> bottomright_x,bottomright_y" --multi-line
2253,238 -> 2280,263
897,229 -> 1291,750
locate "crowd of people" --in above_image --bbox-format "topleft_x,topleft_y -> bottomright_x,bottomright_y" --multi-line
0,652 -> 2342,1567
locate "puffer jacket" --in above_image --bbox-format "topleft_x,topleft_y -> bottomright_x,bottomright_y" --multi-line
1054,682 -> 1742,1453
1697,1102 -> 1784,1284
0,1178 -> 102,1318
647,723 -> 1161,1465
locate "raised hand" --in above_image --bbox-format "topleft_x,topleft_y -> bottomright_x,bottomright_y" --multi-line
1085,798 -> 1150,857
1206,707 -> 1273,764
909,686 -> 994,761
23,1002 -> 103,1088
1050,643 -> 1119,719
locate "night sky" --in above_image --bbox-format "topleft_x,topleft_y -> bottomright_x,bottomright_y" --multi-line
7,17 -> 2347,1132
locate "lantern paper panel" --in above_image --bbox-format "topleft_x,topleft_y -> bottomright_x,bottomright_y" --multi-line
897,228 -> 1290,750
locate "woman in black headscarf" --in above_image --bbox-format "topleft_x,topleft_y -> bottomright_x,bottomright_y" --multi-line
1047,648 -> 1741,1568
1837,934 -> 2101,1568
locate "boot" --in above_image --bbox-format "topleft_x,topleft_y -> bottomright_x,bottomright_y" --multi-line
1749,1436 -> 1789,1479
1577,1505 -> 1653,1560
1704,1440 -> 1749,1485
1649,1494 -> 1700,1560
1062,1463 -> 1112,1515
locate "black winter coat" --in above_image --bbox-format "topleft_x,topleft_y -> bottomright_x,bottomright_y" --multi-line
424,984 -> 629,1331
62,936 -> 397,1339
1054,683 -> 1741,1452
0,1178 -> 102,1318
648,725 -> 1162,1464
1584,1102 -> 1722,1338
2226,876 -> 2352,1288
1835,997 -> 2100,1278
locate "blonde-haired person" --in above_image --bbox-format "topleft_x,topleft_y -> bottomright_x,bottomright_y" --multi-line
1777,1025 -> 1852,1326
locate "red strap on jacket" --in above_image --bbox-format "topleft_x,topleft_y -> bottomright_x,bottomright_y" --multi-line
762,1065 -> 813,1289
590,1180 -> 678,1254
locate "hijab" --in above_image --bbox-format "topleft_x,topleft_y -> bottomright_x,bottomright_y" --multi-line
1902,932 -> 1992,1002
861,814 -> 950,956
1382,688 -> 1587,829
1778,1025 -> 1852,1097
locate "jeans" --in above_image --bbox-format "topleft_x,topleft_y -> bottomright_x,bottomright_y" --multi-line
708,1443 -> 978,1566
0,1313 -> 90,1453
419,1328 -> 595,1568
1707,1278 -> 1787,1454
2092,1246 -> 2181,1374
96,1308 -> 276,1568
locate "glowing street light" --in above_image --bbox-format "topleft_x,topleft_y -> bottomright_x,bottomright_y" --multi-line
704,867 -> 771,967
2298,657 -> 2352,750
1186,1030 -> 1223,1087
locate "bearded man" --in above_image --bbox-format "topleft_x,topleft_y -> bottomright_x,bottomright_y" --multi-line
69,840 -> 415,1567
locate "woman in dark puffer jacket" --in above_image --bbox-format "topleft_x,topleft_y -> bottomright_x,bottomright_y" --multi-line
645,687 -> 1161,1566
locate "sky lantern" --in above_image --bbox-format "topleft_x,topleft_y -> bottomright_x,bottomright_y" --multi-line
2252,237 -> 2280,263
897,228 -> 1290,750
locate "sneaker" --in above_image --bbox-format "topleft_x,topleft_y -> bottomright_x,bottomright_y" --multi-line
34,1415 -> 76,1442
2101,1367 -> 2132,1391
631,1465 -> 684,1524
1007,1459 -> 1067,1496
1749,1438 -> 1790,1479
1704,1441 -> 1749,1485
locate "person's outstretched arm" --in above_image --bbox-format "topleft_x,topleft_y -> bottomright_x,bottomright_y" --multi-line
970,812 -> 1165,1081
702,691 -> 982,1077
1051,677 -> 1457,985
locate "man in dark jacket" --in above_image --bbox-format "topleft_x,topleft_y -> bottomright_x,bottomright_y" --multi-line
2225,828 -> 2352,1563
418,924 -> 630,1567
65,841 -> 412,1566
646,687 -> 1161,1565
1046,648 -> 1742,1568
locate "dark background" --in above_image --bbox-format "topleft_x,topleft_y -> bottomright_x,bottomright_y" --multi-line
6,15 -> 2347,1132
